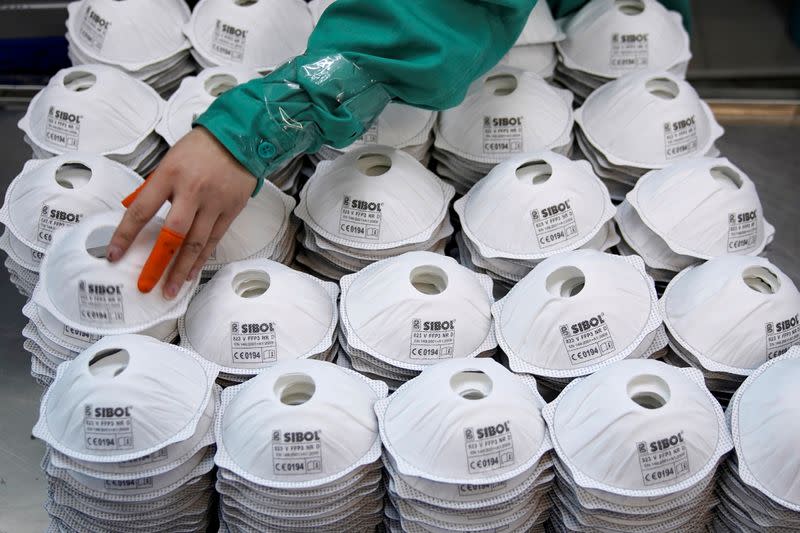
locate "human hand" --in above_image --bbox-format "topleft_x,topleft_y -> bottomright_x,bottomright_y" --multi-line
107,127 -> 256,299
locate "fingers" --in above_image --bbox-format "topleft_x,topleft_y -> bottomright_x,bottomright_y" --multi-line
137,198 -> 197,296
108,176 -> 170,262
121,176 -> 151,208
160,210 -> 219,299
186,214 -> 235,282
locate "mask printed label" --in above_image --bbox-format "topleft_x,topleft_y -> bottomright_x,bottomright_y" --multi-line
37,205 -> 82,245
230,321 -> 278,364
464,421 -> 515,474
77,280 -> 125,324
117,448 -> 168,468
211,20 -> 247,63
271,429 -> 323,475
62,323 -> 101,344
765,315 -> 800,359
104,477 -> 154,491
45,107 -> 82,150
78,7 -> 111,52
339,195 -> 383,240
727,211 -> 759,252
531,199 -> 578,249
409,318 -> 456,360
610,33 -> 649,70
663,116 -> 698,160
457,480 -> 508,497
637,431 -> 690,486
560,314 -> 616,365
360,122 -> 379,144
83,405 -> 134,451
30,248 -> 44,264
482,116 -> 524,155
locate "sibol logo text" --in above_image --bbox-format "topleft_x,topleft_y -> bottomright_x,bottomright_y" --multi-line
775,315 -> 799,333
349,199 -> 382,212
492,117 -> 523,127
619,33 -> 648,43
538,200 -> 571,218
423,320 -> 455,331
93,406 -> 132,418
672,116 -> 695,131
648,431 -> 684,452
283,431 -> 321,443
736,211 -> 757,223
570,314 -> 605,334
237,322 -> 275,334
87,8 -> 111,29
81,283 -> 123,295
50,107 -> 83,124
48,209 -> 82,223
220,23 -> 247,37
476,421 -> 511,440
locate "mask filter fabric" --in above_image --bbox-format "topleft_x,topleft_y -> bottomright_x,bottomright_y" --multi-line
214,359 -> 388,531
543,359 -> 731,531
498,0 -> 564,79
376,359 -> 554,530
338,251 -> 497,388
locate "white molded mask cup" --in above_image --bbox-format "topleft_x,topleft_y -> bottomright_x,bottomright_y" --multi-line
543,359 -> 732,497
662,256 -> 800,375
32,334 -> 217,462
335,103 -> 435,152
556,0 -> 691,78
515,0 -> 564,45
729,348 -> 800,511
215,359 -> 388,488
454,151 -> 615,260
499,44 -> 558,78
184,0 -> 313,71
296,145 -> 454,250
627,158 -> 775,260
0,154 -> 142,255
18,65 -> 165,157
33,212 -> 197,335
575,71 -> 723,169
494,250 -> 663,377
435,66 -> 574,163
157,66 -> 260,145
339,251 -> 496,370
66,0 -> 191,71
308,0 -> 335,25
181,259 -> 338,373
376,358 -> 552,485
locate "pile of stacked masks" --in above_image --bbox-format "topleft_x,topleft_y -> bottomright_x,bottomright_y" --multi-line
311,103 -> 437,167
18,65 -> 168,175
574,71 -> 724,200
714,348 -> 800,531
158,66 -> 305,193
184,0 -> 312,72
454,151 -> 617,294
660,256 -> 800,406
432,66 -> 574,193
615,157 -> 775,289
214,359 -> 388,532
493,249 -> 666,400
337,252 -> 497,389
180,259 -> 339,387
554,0 -> 691,104
21,211 -> 196,387
0,154 -> 140,298
65,0 -> 195,95
32,335 -> 219,532
543,359 -> 733,532
498,0 -> 565,79
376,359 -> 555,532
295,146 -> 454,279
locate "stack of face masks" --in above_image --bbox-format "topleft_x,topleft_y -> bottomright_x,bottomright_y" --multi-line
615,157 -> 775,289
214,359 -> 388,531
0,154 -> 140,298
498,0 -> 565,79
22,212 -> 196,387
295,146 -> 455,280
433,66 -> 574,194
180,259 -> 339,386
660,256 -> 800,406
18,65 -> 168,175
376,359 -> 554,532
713,349 -> 800,532
573,71 -> 724,200
493,250 -> 666,400
311,103 -> 437,167
543,359 -> 733,532
65,0 -> 195,95
32,335 -> 219,532
184,0 -> 313,72
454,151 -> 618,294
553,0 -> 691,104
337,252 -> 497,390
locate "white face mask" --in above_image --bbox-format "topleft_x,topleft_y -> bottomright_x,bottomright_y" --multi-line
542,359 -> 732,498
376,359 -> 551,485
184,0 -> 313,72
180,259 -> 338,375
157,66 -> 260,146
33,334 -> 218,463
556,0 -> 691,79
214,359 -> 388,488
308,0 -> 335,25
515,0 -> 564,46
33,212 -> 198,335
339,252 -> 496,372
498,44 -> 558,79
0,228 -> 45,272
574,71 -> 724,169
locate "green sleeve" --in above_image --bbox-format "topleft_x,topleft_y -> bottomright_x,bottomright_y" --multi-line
195,0 -> 537,193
